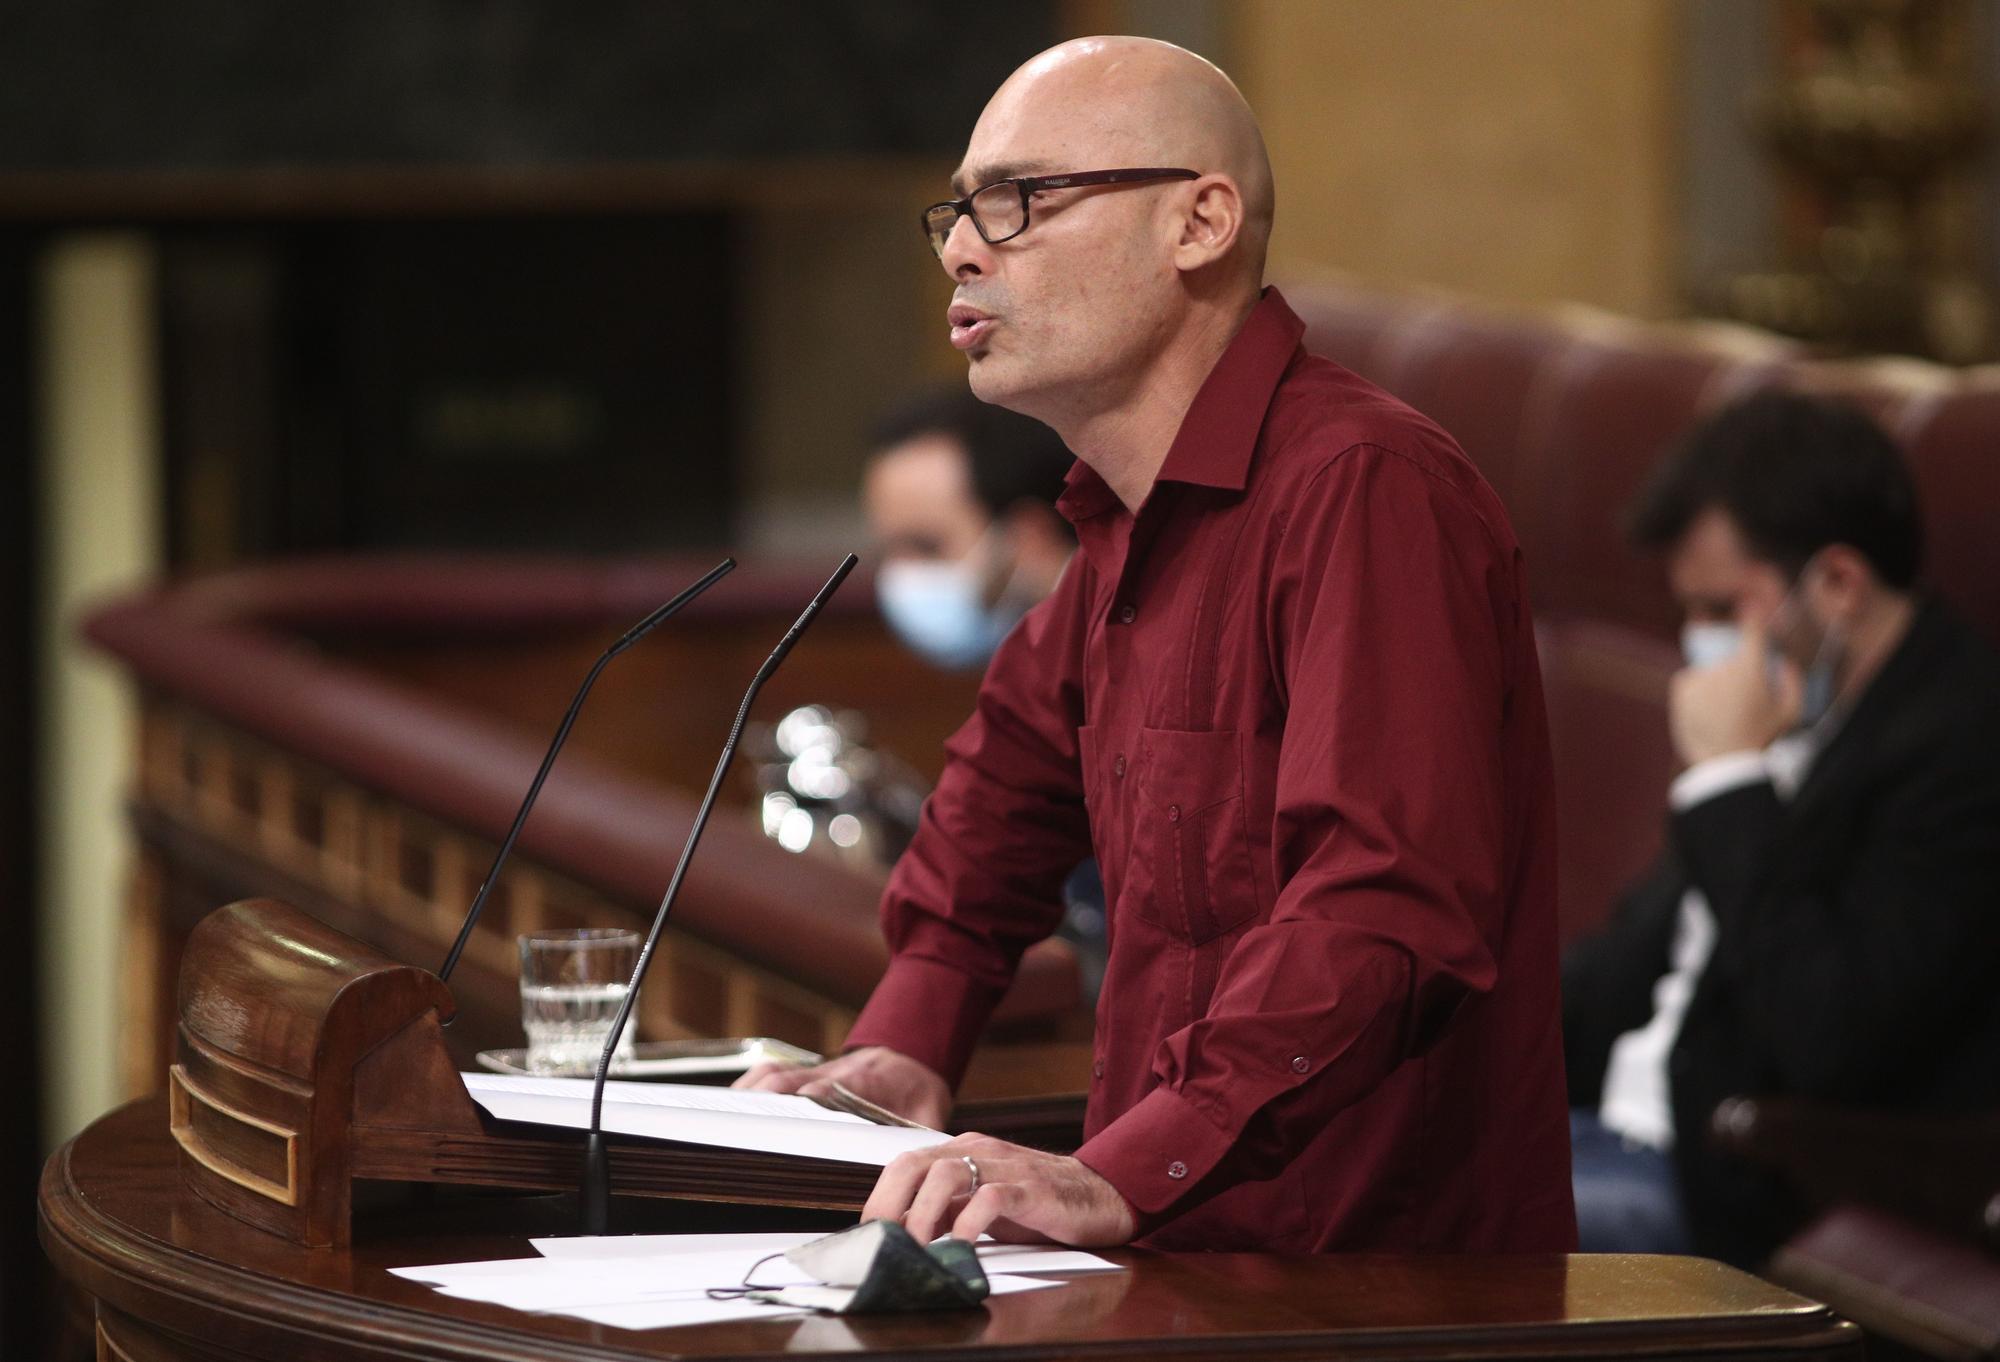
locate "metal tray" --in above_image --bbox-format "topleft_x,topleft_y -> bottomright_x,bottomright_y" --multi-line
473,1037 -> 822,1082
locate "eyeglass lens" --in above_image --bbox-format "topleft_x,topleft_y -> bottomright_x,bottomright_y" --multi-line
927,182 -> 1031,257
924,203 -> 960,257
969,182 -> 1027,241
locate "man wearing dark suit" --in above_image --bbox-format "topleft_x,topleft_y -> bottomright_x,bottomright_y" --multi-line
1564,390 -> 2000,1268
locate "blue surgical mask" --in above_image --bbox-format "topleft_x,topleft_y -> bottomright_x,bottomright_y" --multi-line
876,541 -> 1022,671
1679,556 -> 1845,729
1680,621 -> 1744,670
1795,617 -> 1844,728
1777,556 -> 1846,729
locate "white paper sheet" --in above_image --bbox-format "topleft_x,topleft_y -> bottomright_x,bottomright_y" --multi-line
395,1246 -> 816,1307
969,1244 -> 1127,1275
390,1248 -> 1061,1332
460,1073 -> 951,1165
529,1230 -> 820,1261
527,1231 -> 1125,1278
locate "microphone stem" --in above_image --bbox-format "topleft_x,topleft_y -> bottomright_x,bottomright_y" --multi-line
580,1131 -> 611,1236
580,554 -> 856,1230
438,649 -> 611,984
436,558 -> 734,984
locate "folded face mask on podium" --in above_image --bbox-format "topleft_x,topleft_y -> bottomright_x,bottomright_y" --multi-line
708,1219 -> 990,1314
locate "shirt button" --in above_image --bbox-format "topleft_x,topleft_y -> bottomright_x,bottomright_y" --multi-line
1166,804 -> 1181,823
1113,754 -> 1127,779
1167,1160 -> 1188,1180
1291,1056 -> 1310,1074
1117,604 -> 1137,624
1091,1059 -> 1104,1080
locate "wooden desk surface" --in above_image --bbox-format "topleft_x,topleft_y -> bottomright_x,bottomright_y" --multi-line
43,1099 -> 1860,1362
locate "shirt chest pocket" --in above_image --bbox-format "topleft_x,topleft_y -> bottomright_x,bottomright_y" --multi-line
1130,727 -> 1262,945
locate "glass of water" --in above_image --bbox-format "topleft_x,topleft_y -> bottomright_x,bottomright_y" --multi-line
518,928 -> 641,1076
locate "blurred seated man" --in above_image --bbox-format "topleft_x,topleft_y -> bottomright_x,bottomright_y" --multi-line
863,388 -> 1076,671
1563,390 -> 2000,1267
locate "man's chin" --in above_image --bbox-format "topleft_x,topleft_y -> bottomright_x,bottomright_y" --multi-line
966,354 -> 1026,406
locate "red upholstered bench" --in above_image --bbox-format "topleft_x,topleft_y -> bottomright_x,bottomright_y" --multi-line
1285,275 -> 2000,941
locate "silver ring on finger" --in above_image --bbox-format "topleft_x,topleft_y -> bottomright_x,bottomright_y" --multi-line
960,1154 -> 980,1197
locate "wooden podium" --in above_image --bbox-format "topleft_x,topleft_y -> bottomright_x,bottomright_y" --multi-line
44,896 -> 1868,1361
169,897 -> 885,1249
43,1098 -> 1866,1362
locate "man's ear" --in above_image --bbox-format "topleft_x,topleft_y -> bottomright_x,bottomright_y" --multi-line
1812,543 -> 1877,622
1172,175 -> 1244,273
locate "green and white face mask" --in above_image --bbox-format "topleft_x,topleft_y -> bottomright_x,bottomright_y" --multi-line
710,1219 -> 989,1315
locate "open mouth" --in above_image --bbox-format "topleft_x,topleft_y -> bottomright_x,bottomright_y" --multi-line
948,305 -> 996,351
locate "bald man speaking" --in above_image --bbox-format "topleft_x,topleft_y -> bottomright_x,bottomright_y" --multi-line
743,36 -> 1576,1254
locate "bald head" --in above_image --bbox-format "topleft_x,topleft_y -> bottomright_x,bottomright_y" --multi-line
933,36 -> 1278,453
964,37 -> 1274,280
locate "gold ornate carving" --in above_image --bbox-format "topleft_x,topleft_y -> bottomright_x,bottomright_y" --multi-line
1708,0 -> 1991,361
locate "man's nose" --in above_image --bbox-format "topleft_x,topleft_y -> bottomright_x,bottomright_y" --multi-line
939,213 -> 992,279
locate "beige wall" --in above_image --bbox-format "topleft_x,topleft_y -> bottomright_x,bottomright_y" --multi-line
1231,1 -> 1683,316
36,234 -> 164,1147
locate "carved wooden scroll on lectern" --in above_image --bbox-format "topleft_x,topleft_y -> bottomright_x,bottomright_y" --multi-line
172,897 -> 473,1246
172,898 -> 881,1249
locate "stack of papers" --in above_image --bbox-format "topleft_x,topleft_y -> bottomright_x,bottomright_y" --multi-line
391,1231 -> 1125,1332
461,1073 -> 952,1165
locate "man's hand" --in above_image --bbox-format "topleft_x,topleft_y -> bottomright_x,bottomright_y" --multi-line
733,1045 -> 952,1132
863,1133 -> 1139,1247
1670,615 -> 1802,766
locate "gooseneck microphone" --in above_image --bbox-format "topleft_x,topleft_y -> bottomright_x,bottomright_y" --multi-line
579,553 -> 859,1233
436,557 -> 736,985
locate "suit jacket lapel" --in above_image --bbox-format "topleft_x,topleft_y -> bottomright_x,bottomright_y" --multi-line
1776,596 -> 1945,838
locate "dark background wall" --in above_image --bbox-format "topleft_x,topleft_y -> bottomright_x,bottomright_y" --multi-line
0,228 -> 48,1362
1,7 -> 1061,1356
0,1 -> 1053,169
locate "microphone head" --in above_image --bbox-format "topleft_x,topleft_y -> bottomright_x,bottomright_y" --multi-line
818,553 -> 860,600
611,557 -> 735,655
775,554 -> 861,656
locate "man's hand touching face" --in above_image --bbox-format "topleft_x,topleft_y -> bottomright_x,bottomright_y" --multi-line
1669,614 -> 1803,766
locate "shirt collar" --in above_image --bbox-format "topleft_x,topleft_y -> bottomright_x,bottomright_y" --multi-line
1057,287 -> 1306,523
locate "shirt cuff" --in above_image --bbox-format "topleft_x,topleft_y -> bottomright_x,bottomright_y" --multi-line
1072,1084 -> 1237,1222
842,954 -> 1001,1091
1670,750 -> 1771,811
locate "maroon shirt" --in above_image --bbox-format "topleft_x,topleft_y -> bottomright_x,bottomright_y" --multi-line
847,289 -> 1576,1253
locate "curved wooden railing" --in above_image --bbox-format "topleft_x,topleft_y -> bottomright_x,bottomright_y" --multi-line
86,555 -> 1088,1102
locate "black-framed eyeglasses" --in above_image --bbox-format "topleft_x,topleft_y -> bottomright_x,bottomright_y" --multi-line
923,168 -> 1200,259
